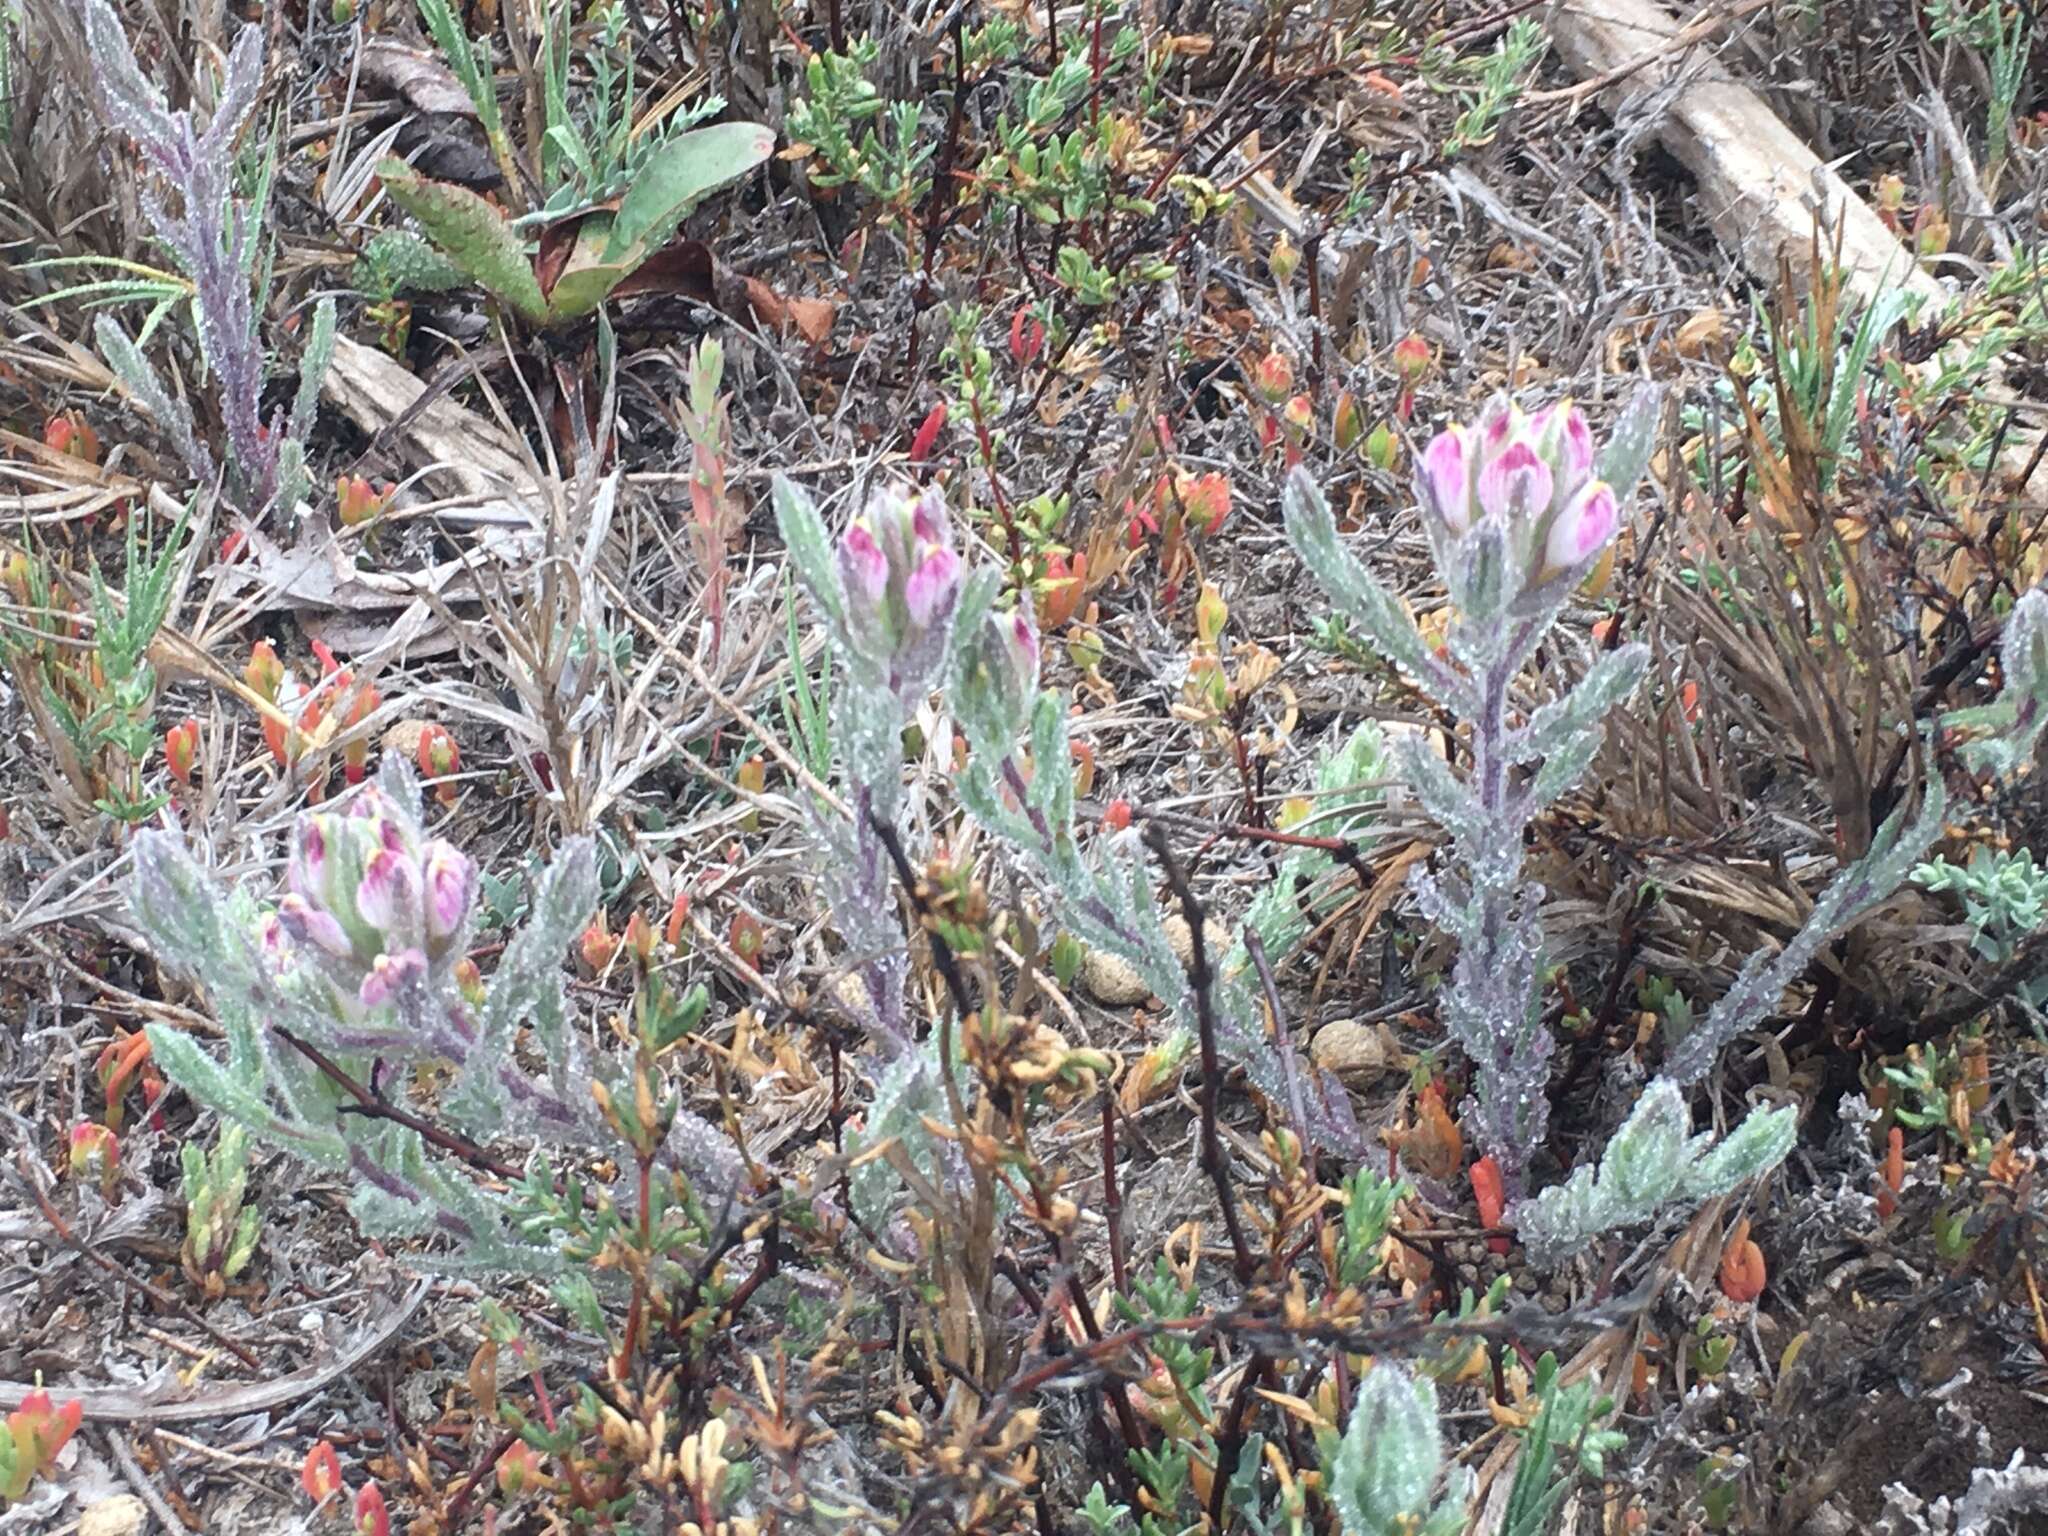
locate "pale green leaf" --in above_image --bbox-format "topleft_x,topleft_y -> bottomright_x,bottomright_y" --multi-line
607,122 -> 775,260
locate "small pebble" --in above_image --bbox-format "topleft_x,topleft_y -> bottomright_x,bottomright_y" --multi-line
1163,915 -> 1231,970
1079,949 -> 1151,1006
1310,1019 -> 1395,1083
80,1497 -> 148,1536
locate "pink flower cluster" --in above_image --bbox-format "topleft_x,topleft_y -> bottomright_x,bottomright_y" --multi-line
271,786 -> 476,1012
1417,397 -> 1620,591
838,484 -> 963,662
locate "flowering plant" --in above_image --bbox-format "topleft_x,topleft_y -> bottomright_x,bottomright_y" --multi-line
1285,388 -> 1952,1260
128,755 -> 736,1275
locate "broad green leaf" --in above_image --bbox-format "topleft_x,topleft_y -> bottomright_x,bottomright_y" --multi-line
606,122 -> 774,260
542,212 -> 634,321
378,160 -> 547,323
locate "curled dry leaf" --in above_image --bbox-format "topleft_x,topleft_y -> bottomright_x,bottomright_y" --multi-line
1719,1217 -> 1766,1303
356,39 -> 476,116
1391,1080 -> 1463,1182
1469,1154 -> 1510,1255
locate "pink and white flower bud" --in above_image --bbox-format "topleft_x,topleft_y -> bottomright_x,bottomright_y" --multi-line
1541,480 -> 1620,575
1004,608 -> 1040,694
1476,440 -> 1553,526
422,842 -> 476,945
1480,400 -> 1521,454
839,485 -> 963,670
278,893 -> 353,959
255,912 -> 293,971
1419,427 -> 1471,534
289,822 -> 328,899
355,845 -> 419,933
359,948 -> 427,1009
838,521 -> 889,606
347,787 -> 392,825
904,546 -> 961,629
1533,398 -> 1595,483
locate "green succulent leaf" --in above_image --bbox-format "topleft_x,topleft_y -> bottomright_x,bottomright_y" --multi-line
377,159 -> 548,323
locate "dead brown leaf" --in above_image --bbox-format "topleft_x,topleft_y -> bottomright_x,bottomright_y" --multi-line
356,39 -> 476,117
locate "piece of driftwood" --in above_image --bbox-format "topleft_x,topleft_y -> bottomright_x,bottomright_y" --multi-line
1549,0 -> 2042,499
0,1277 -> 431,1425
1548,0 -> 1941,311
322,335 -> 531,497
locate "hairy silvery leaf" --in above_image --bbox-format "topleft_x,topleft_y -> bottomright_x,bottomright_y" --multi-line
1392,728 -> 1474,839
1512,644 -> 1651,767
1513,1078 -> 1793,1266
774,475 -> 847,630
82,0 -> 170,152
287,296 -> 336,449
96,317 -> 214,483
663,1109 -> 744,1204
1518,728 -> 1606,824
848,1045 -> 939,1226
129,828 -> 234,979
958,756 -> 1037,861
145,1024 -> 346,1167
456,836 -> 598,1135
950,604 -> 1037,763
1678,1102 -> 1797,1199
346,1124 -> 559,1276
200,23 -> 265,164
1453,518 -> 1514,627
1594,385 -> 1663,500
1027,691 -> 1076,830
1238,723 -> 1384,965
1664,773 -> 1944,1086
1949,588 -> 2048,778
1327,1365 -> 1472,1536
1606,1079 -> 1687,1209
1282,468 -> 1473,716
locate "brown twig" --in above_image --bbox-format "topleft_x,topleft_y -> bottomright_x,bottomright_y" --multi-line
1244,928 -> 1313,1152
1101,1095 -> 1128,1295
866,809 -> 980,1022
274,1028 -> 524,1182
442,1426 -> 524,1533
1131,798 -> 1376,889
1207,1352 -> 1271,1531
1142,823 -> 1256,1284
101,1427 -> 192,1533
